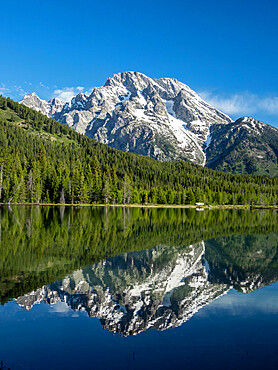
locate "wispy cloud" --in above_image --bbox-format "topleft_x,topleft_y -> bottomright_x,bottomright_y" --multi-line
198,291 -> 278,318
199,90 -> 278,117
52,86 -> 92,102
260,97 -> 278,115
39,82 -> 49,89
0,84 -> 10,95
0,81 -> 94,102
0,84 -> 27,98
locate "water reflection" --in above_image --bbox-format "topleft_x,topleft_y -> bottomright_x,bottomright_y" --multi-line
14,231 -> 278,336
1,206 -> 278,337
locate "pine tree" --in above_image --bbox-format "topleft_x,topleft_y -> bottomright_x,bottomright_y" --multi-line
167,190 -> 175,204
33,161 -> 43,203
110,165 -> 118,204
85,163 -> 93,202
91,156 -> 102,203
186,189 -> 195,205
157,188 -> 167,204
123,174 -> 132,205
103,172 -> 110,205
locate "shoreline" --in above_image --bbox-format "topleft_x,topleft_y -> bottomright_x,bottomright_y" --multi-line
1,203 -> 277,210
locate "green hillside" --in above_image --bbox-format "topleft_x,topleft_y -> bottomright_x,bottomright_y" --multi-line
0,96 -> 277,205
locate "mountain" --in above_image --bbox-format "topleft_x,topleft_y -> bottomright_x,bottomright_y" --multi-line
19,71 -> 278,175
20,71 -> 232,166
1,95 -> 278,207
20,92 -> 65,117
206,117 -> 278,175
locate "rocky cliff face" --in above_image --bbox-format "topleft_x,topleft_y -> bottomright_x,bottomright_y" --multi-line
20,92 -> 65,117
20,72 -> 232,165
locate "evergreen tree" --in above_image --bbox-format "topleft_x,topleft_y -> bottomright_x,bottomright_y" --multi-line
186,189 -> 195,205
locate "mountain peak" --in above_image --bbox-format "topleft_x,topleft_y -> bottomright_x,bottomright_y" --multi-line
233,116 -> 269,133
236,116 -> 262,124
20,93 -> 66,117
22,92 -> 41,100
18,71 -> 233,165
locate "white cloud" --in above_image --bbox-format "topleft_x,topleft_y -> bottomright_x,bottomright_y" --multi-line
54,91 -> 73,102
260,97 -> 278,115
199,90 -> 278,117
52,86 -> 93,102
15,85 -> 27,96
199,91 -> 257,115
49,301 -> 70,314
84,87 -> 95,95
52,87 -> 78,102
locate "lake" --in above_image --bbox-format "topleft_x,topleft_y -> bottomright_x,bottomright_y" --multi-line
1,206 -> 278,369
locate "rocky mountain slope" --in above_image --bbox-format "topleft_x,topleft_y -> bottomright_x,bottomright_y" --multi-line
206,117 -> 278,175
20,72 -> 232,166
19,72 -> 278,174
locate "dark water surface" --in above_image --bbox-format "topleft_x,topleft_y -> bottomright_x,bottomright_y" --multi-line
1,206 -> 278,369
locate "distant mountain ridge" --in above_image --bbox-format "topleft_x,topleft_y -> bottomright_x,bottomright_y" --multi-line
20,72 -> 278,175
206,116 -> 278,174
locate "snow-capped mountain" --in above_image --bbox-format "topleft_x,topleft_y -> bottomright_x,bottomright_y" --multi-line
20,72 -> 278,174
20,72 -> 232,165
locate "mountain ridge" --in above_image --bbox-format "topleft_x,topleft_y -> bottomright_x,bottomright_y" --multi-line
19,71 -> 278,175
20,71 -> 232,166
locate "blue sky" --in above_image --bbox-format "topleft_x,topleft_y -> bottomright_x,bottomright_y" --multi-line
1,0 -> 278,126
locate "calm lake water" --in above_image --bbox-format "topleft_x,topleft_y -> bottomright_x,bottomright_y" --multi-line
1,206 -> 278,369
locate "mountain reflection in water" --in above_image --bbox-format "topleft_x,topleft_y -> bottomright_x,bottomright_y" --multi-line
0,206 -> 276,336
16,242 -> 229,335
0,207 -> 278,336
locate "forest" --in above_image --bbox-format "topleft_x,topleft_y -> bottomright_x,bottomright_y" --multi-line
0,95 -> 277,206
